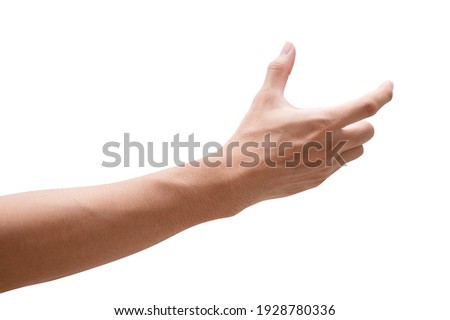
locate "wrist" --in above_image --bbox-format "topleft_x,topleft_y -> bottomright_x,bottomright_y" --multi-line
185,158 -> 256,219
148,156 -> 254,221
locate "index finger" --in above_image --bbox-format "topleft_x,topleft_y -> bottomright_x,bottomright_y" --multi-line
329,81 -> 394,128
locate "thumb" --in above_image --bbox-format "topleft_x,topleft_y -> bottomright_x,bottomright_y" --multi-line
262,42 -> 296,93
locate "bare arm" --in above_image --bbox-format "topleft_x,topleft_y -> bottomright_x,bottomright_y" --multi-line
0,164 -> 244,292
0,42 -> 393,292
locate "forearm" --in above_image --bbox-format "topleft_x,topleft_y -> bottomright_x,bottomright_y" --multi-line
0,161 -> 248,292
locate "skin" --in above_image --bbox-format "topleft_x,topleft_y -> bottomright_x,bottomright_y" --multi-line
0,42 -> 393,292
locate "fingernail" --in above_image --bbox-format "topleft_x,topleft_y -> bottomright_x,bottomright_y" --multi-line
280,42 -> 293,55
382,80 -> 393,87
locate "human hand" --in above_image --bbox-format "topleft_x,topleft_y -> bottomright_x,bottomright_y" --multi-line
223,42 -> 393,205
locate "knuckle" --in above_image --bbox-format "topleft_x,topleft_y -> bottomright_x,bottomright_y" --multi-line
385,87 -> 394,101
311,178 -> 326,189
312,113 -> 333,132
361,121 -> 375,139
317,168 -> 331,179
356,145 -> 364,157
366,123 -> 375,139
254,89 -> 277,105
362,97 -> 378,116
251,89 -> 283,110
267,60 -> 286,74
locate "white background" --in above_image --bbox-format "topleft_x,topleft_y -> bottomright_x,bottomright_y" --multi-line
1,1 -> 449,319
